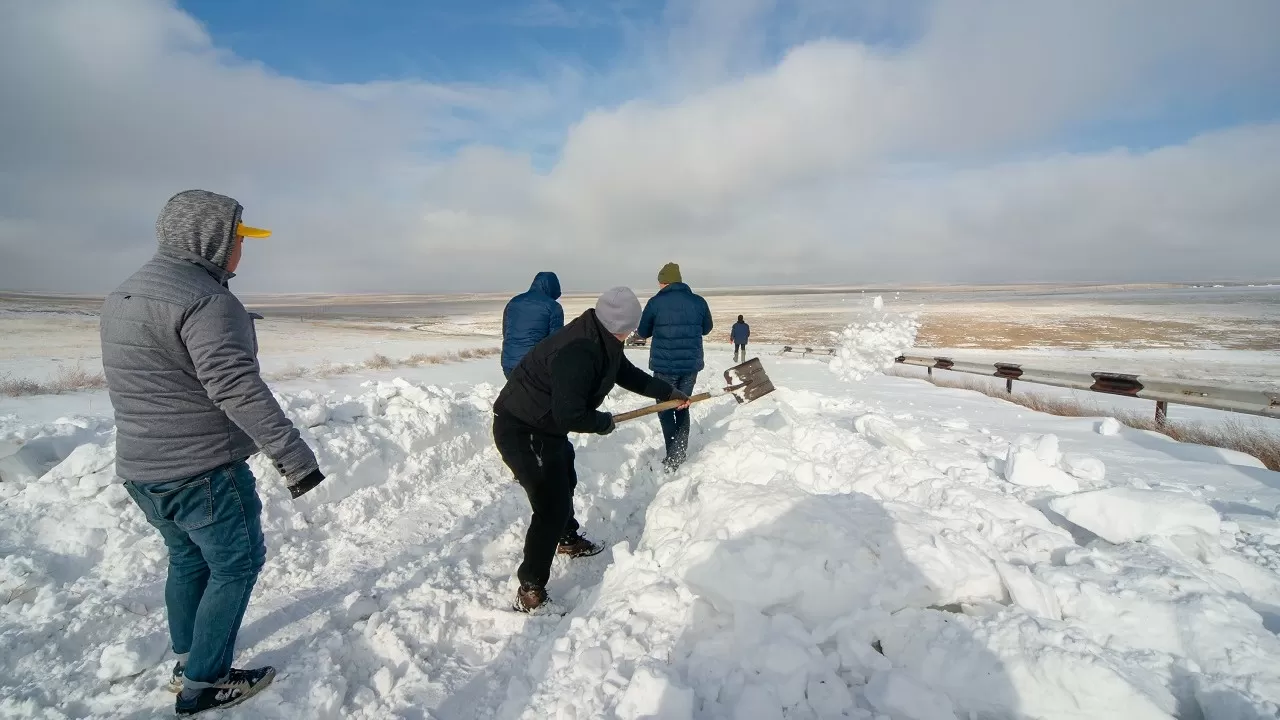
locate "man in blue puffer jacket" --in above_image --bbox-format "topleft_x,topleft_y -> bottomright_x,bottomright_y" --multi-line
636,262 -> 713,471
501,272 -> 564,378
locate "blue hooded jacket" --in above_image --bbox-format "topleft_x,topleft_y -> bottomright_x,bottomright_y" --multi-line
501,272 -> 564,374
637,282 -> 713,375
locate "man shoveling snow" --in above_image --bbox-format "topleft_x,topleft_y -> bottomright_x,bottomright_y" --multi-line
100,190 -> 327,716
493,287 -> 690,612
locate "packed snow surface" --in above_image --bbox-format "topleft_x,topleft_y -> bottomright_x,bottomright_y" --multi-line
2,342 -> 1280,719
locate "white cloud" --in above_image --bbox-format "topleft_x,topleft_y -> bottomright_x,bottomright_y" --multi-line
2,0 -> 1279,293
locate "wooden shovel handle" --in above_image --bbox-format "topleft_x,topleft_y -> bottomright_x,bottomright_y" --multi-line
612,391 -> 713,424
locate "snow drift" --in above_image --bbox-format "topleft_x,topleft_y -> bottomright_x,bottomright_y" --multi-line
1,348 -> 1279,719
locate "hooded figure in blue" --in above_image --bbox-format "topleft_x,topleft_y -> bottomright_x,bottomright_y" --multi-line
501,272 -> 564,377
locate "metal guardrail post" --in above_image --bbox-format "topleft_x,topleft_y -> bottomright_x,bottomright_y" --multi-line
994,363 -> 1022,394
1155,401 -> 1168,426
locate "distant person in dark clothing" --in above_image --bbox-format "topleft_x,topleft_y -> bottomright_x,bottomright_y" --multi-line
636,263 -> 713,472
492,287 -> 689,612
501,271 -> 564,378
731,315 -> 750,363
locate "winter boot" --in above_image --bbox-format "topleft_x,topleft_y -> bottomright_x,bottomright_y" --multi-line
557,531 -> 604,558
175,666 -> 276,716
513,582 -> 548,613
167,661 -> 185,693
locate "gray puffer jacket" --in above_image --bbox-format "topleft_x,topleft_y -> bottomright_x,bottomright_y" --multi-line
100,190 -> 318,485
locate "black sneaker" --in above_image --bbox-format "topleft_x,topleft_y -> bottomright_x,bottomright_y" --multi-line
175,666 -> 276,716
556,531 -> 604,558
513,582 -> 548,613
167,661 -> 185,693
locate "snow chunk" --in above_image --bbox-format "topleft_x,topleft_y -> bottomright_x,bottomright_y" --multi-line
882,609 -> 1179,720
1098,418 -> 1122,436
1049,488 -> 1220,544
0,445 -> 49,484
1195,677 -> 1280,720
1032,434 -> 1061,465
41,442 -> 115,485
855,414 -> 926,453
329,400 -> 366,424
995,562 -> 1061,620
732,684 -> 783,720
294,403 -> 329,428
97,633 -> 167,681
1004,448 -> 1079,493
1062,454 -> 1106,482
615,667 -> 693,720
865,671 -> 958,720
343,592 -> 379,625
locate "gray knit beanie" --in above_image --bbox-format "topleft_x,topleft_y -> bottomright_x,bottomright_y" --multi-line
156,190 -> 243,269
595,287 -> 642,335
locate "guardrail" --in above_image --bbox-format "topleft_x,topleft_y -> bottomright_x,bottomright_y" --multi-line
779,346 -> 835,358
894,354 -> 1280,424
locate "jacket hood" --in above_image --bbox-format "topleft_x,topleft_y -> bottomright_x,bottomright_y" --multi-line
156,244 -> 236,285
156,190 -> 243,270
530,271 -> 562,299
658,281 -> 691,294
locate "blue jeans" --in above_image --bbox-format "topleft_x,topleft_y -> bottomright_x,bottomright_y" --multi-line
655,372 -> 697,466
124,461 -> 266,689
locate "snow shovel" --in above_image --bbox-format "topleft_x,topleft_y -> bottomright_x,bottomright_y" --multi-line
612,358 -> 776,424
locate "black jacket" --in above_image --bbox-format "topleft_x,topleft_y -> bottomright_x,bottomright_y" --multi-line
494,309 -> 676,436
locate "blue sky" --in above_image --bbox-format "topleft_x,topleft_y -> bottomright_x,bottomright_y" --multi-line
177,0 -> 935,83
3,0 -> 1280,292
180,0 -> 650,85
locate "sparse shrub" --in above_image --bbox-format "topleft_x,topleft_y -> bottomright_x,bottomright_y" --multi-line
50,365 -> 107,393
0,366 -> 107,397
0,374 -> 44,397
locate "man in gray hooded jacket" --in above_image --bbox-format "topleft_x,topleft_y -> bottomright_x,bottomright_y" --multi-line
100,189 -> 324,716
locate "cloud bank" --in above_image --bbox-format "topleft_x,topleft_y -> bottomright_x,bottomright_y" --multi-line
2,0 -> 1278,293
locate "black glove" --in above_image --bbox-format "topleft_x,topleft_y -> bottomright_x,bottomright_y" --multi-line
668,388 -> 690,403
596,414 -> 616,436
289,469 -> 326,499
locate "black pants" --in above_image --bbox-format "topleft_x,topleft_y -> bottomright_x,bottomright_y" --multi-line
734,343 -> 747,362
493,413 -> 579,587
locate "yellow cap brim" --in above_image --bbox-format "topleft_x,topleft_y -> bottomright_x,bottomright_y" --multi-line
236,222 -> 272,239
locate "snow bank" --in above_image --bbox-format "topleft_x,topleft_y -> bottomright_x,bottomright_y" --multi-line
3,355 -> 1280,719
0,377 -> 505,716
829,299 -> 920,382
1049,488 -> 1221,544
496,392 -> 1269,717
502,387 -> 1280,720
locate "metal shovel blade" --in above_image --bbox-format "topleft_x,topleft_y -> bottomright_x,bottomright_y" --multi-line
724,358 -> 776,404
